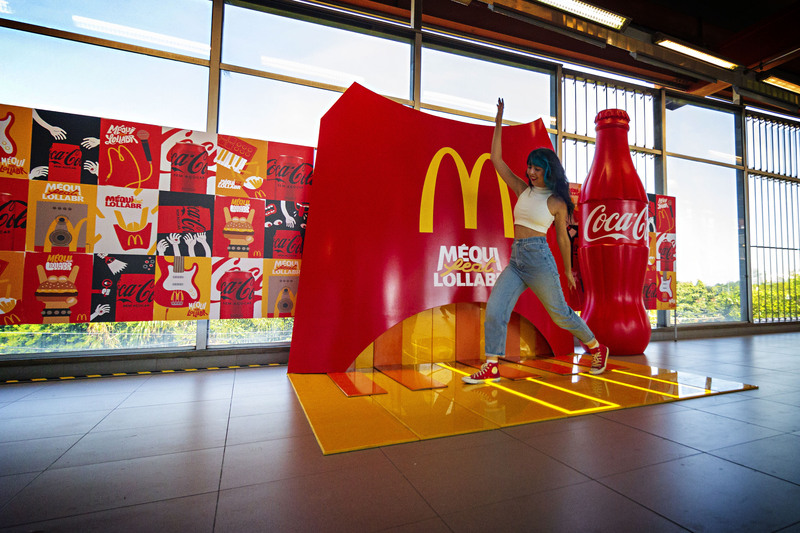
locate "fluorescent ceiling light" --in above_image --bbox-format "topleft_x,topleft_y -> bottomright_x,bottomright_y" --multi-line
763,76 -> 800,95
655,38 -> 738,70
535,0 -> 629,30
72,15 -> 209,56
260,56 -> 365,87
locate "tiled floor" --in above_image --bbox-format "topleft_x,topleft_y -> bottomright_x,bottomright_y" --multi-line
1,333 -> 799,532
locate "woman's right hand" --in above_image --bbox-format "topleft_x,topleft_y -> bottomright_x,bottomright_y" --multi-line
495,98 -> 504,124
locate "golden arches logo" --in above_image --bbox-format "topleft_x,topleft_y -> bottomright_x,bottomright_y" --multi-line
3,313 -> 20,325
419,147 -> 514,238
127,234 -> 144,247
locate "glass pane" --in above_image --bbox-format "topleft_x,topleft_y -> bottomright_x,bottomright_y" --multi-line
421,47 -> 551,125
667,100 -> 739,165
0,27 -> 209,130
208,318 -> 294,345
668,156 -> 741,323
218,71 -> 339,146
0,0 -> 212,58
222,6 -> 411,99
0,321 -> 196,357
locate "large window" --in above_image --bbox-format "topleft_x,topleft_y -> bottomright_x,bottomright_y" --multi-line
666,100 -> 743,323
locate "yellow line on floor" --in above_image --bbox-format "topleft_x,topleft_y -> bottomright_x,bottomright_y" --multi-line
581,372 -> 688,399
611,369 -> 713,393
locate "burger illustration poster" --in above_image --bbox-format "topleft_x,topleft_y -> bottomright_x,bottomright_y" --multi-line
99,119 -> 162,190
212,195 -> 265,258
214,134 -> 269,199
23,251 -> 93,324
0,251 -> 25,325
94,185 -> 159,255
26,180 -> 97,254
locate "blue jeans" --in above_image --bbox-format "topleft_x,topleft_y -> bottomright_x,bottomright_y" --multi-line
485,236 -> 594,356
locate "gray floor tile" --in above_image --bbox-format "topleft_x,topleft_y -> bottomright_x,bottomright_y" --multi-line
601,453 -> 800,532
0,448 -> 224,528
0,435 -> 82,475
710,433 -> 800,484
0,411 -> 109,443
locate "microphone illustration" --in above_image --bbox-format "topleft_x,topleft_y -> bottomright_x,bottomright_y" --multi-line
136,129 -> 152,162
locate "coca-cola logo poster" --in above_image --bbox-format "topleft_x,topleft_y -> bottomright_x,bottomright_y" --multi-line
264,141 -> 314,203
0,251 -> 25,325
212,195 -> 265,259
30,109 -> 100,184
95,185 -> 158,255
26,180 -> 97,254
288,83 -> 573,373
0,104 -> 32,179
22,251 -> 93,324
215,134 -> 269,199
100,119 -> 162,190
91,254 -> 155,322
264,200 -> 306,259
156,191 -> 214,257
153,255 -> 211,321
160,128 -> 217,195
645,193 -> 677,310
0,177 -> 28,252
264,258 -> 299,318
210,257 -> 263,320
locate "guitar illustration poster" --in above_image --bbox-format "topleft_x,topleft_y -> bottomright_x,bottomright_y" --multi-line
214,134 -> 269,199
94,186 -> 158,255
153,255 -> 211,320
26,180 -> 97,254
156,191 -> 214,257
91,254 -> 155,322
22,251 -> 93,324
30,109 -> 100,185
99,119 -> 162,190
210,257 -> 263,320
0,104 -> 32,180
0,251 -> 25,325
0,177 -> 28,252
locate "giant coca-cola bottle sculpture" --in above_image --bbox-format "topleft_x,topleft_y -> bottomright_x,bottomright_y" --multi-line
578,109 -> 650,355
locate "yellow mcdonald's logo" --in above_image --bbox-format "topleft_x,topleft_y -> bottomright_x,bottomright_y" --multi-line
419,147 -> 514,238
171,291 -> 183,303
3,313 -> 20,325
254,250 -> 262,257
77,313 -> 88,322
127,234 -> 144,247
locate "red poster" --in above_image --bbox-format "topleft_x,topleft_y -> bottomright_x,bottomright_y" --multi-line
91,254 -> 155,322
23,251 -> 93,324
160,129 -> 217,194
210,257 -> 263,319
0,177 -> 28,251
99,119 -> 161,189
264,142 -> 314,202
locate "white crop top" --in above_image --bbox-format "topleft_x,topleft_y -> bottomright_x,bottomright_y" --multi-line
513,186 -> 554,233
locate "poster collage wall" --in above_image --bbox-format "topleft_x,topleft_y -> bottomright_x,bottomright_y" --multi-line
566,183 -> 677,311
0,103 -> 312,325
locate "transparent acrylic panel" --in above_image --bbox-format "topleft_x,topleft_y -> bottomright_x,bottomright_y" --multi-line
207,318 -> 294,345
218,71 -> 340,146
667,157 -> 741,323
0,27 -> 209,130
666,99 -> 739,165
0,321 -> 196,356
561,138 -> 656,193
421,47 -> 552,125
0,0 -> 212,58
222,5 -> 411,99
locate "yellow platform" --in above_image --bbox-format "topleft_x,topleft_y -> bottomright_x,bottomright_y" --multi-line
289,357 -> 756,455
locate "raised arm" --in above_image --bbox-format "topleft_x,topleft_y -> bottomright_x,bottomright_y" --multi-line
491,98 -> 529,197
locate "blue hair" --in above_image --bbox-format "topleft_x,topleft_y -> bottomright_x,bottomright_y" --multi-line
526,148 -> 574,216
527,153 -> 553,189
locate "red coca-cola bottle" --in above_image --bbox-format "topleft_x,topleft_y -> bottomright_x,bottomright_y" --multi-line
578,109 -> 650,355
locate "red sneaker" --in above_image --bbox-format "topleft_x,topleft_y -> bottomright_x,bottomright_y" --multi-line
588,344 -> 609,375
462,361 -> 500,384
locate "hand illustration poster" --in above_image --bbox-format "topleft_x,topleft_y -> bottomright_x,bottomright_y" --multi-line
156,191 -> 214,257
30,109 -> 100,184
91,254 -> 155,322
